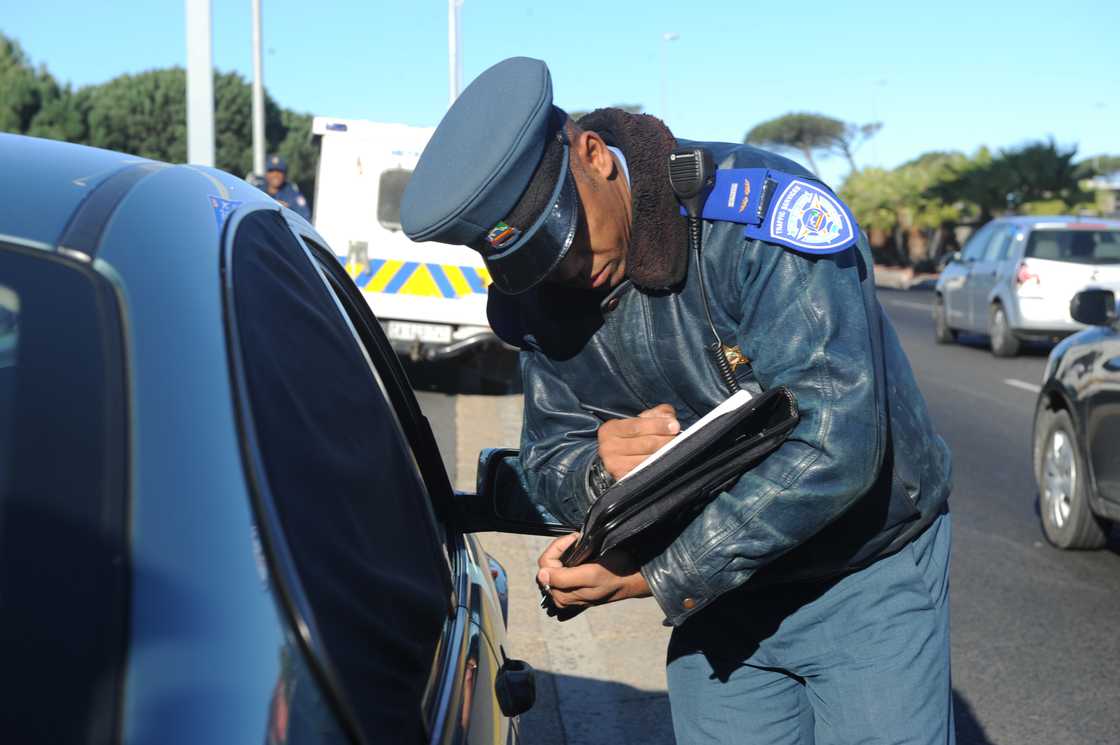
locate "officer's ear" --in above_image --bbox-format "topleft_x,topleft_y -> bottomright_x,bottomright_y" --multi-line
571,130 -> 616,182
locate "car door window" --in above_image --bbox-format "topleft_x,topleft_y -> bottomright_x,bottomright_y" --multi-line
297,232 -> 485,734
983,227 -> 1015,263
228,210 -> 453,745
301,235 -> 456,518
962,223 -> 996,262
0,246 -> 128,745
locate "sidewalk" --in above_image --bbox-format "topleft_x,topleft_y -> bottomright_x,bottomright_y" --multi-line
873,264 -> 939,290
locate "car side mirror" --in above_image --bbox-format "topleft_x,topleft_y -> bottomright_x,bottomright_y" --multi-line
451,448 -> 572,537
1070,289 -> 1118,327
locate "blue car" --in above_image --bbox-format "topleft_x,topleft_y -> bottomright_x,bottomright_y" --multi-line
0,134 -> 554,744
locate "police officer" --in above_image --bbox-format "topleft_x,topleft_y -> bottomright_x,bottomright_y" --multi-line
401,57 -> 955,745
264,154 -> 311,221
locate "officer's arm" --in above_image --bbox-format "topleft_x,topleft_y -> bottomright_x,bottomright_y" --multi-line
517,349 -> 603,528
641,236 -> 884,624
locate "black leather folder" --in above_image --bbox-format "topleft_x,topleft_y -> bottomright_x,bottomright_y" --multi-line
560,385 -> 800,568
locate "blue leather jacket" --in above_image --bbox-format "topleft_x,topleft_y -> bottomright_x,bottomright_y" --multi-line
489,136 -> 952,626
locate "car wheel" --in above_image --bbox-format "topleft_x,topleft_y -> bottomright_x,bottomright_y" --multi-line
933,295 -> 957,344
1034,407 -> 1108,549
989,304 -> 1021,357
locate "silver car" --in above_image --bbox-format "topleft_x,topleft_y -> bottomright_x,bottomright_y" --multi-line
933,216 -> 1120,356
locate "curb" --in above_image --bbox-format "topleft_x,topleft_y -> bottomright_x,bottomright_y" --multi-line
873,266 -> 939,291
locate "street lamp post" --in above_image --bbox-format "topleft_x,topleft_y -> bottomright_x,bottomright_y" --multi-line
185,0 -> 215,166
251,0 -> 265,178
448,0 -> 464,106
660,32 -> 679,122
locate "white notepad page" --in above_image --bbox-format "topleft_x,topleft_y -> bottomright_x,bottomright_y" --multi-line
618,389 -> 754,483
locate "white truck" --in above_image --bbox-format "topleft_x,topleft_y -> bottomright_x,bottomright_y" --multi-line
311,116 -> 505,364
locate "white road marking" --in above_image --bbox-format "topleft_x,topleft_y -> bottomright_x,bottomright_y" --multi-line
884,299 -> 932,312
1003,378 -> 1041,394
923,376 -> 1024,414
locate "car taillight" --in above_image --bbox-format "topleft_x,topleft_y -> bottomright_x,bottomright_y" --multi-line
1016,262 -> 1040,286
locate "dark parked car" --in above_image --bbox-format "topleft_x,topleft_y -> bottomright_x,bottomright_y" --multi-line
0,134 -> 560,744
1033,288 -> 1120,549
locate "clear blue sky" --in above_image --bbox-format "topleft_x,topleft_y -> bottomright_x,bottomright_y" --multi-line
5,0 -> 1118,186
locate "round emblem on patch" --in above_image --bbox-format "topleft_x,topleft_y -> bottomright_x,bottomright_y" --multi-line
768,180 -> 854,253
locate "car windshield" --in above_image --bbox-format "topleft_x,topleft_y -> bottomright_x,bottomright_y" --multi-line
1025,229 -> 1120,265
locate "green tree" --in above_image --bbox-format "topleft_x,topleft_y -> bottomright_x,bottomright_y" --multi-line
745,112 -> 843,175
745,113 -> 883,176
0,35 -> 62,134
832,121 -> 883,175
3,32 -> 319,204
212,70 -> 286,177
64,67 -> 317,203
83,68 -> 188,162
841,151 -> 967,265
928,140 -> 1089,222
1000,139 -> 1086,208
1075,154 -> 1120,178
27,85 -> 92,142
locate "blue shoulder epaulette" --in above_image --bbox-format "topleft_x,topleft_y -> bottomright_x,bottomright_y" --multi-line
681,168 -> 860,255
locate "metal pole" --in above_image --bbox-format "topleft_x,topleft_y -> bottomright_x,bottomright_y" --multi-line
448,0 -> 462,106
185,0 -> 215,166
251,0 -> 266,177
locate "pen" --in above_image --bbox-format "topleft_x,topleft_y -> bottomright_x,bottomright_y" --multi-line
580,403 -> 631,421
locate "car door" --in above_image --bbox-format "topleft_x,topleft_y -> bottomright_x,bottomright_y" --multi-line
1084,322 -> 1120,505
969,224 -> 1016,327
945,222 -> 996,331
295,226 -> 513,745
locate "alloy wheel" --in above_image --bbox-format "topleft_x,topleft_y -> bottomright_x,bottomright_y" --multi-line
1042,428 -> 1077,529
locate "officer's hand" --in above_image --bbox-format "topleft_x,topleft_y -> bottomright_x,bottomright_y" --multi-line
597,403 -> 679,481
536,532 -> 651,612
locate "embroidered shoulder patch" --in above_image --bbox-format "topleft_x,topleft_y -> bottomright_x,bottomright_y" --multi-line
687,168 -> 859,255
766,179 -> 854,253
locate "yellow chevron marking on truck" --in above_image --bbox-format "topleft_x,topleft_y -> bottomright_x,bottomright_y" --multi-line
366,259 -> 404,293
443,265 -> 474,297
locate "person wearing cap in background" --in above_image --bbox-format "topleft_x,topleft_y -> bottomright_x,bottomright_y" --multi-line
264,154 -> 311,221
401,57 -> 954,745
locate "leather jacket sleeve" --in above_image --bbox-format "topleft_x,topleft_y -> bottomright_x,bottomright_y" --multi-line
518,350 -> 602,528
641,234 -> 886,625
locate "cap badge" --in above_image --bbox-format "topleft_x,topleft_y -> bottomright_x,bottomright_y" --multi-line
486,221 -> 521,249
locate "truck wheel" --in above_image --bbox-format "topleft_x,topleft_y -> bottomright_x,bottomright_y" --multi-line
989,304 -> 1021,357
933,295 -> 957,344
1034,407 -> 1108,549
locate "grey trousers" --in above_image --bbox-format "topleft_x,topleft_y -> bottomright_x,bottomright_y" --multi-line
666,512 -> 954,745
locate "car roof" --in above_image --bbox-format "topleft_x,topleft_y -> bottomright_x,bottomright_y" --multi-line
0,133 -> 160,248
992,215 -> 1120,229
0,133 -> 286,255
